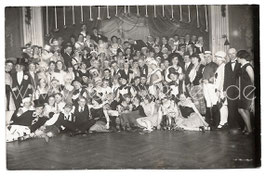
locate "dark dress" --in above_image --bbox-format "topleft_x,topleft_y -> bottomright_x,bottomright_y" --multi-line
238,63 -> 254,109
179,105 -> 194,118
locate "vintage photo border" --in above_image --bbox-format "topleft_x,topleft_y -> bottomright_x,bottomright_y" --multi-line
0,0 -> 265,176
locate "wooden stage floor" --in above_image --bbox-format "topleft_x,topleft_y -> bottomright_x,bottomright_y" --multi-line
6,131 -> 259,169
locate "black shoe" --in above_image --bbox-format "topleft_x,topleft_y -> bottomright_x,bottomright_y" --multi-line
221,123 -> 229,130
199,126 -> 205,133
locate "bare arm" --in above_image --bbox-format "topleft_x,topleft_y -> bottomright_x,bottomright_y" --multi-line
246,65 -> 254,84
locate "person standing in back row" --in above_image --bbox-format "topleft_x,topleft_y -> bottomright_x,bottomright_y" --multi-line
236,50 -> 255,135
223,48 -> 243,132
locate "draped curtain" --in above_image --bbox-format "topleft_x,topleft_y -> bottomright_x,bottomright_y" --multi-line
209,5 -> 229,55
22,7 -> 44,46
43,6 -> 209,49
100,15 -> 149,40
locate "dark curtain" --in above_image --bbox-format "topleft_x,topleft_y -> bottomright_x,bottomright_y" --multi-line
43,5 -> 209,49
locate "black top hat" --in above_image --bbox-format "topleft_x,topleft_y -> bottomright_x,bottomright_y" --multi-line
168,71 -> 179,80
33,99 -> 45,108
15,58 -> 26,66
71,78 -> 82,85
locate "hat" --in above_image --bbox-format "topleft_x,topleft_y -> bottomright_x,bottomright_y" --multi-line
64,103 -> 73,109
149,60 -> 158,66
162,47 -> 169,53
80,72 -> 90,78
204,51 -> 212,55
6,60 -> 14,65
141,47 -> 148,52
169,38 -> 175,42
168,71 -> 179,80
15,58 -> 26,66
34,99 -> 45,108
22,97 -> 31,104
43,44 -> 51,52
90,50 -> 98,55
215,51 -> 226,58
94,77 -> 102,84
72,79 -> 82,85
51,40 -> 59,46
89,67 -> 99,74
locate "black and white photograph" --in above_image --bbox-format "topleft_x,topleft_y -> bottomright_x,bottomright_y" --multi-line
4,2 -> 261,170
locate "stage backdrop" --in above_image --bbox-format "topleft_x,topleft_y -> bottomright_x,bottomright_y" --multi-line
42,5 -> 209,50
5,7 -> 24,58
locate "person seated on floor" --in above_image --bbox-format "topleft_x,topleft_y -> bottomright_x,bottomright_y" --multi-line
160,95 -> 179,130
102,93 -> 120,131
117,94 -> 133,131
73,96 -> 94,135
37,102 -> 77,139
6,99 -> 49,142
9,97 -> 34,124
88,95 -> 110,133
119,95 -> 146,131
43,95 -> 57,117
136,95 -> 163,134
174,93 -> 208,132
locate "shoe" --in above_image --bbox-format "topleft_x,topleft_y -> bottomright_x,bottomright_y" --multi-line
199,126 -> 205,133
44,136 -> 49,143
243,131 -> 253,136
221,123 -> 229,130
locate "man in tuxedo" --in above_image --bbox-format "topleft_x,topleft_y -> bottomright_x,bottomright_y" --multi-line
73,96 -> 95,134
223,48 -> 243,131
11,59 -> 32,109
183,52 -> 194,86
62,44 -> 73,68
28,62 -> 38,92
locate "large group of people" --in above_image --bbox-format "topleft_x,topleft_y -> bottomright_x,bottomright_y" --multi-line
5,24 -> 255,142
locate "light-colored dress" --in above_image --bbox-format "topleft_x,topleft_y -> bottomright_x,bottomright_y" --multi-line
175,99 -> 208,130
136,102 -> 160,131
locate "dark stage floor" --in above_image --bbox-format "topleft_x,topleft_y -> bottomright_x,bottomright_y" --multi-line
6,131 -> 259,169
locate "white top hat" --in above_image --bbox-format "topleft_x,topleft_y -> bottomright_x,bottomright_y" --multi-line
22,97 -> 31,104
43,44 -> 51,52
204,51 -> 212,55
90,50 -> 98,55
215,51 -> 226,59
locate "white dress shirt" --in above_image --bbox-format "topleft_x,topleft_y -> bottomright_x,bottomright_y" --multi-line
231,59 -> 237,71
17,71 -> 23,85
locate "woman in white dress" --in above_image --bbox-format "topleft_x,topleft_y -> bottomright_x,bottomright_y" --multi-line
136,96 -> 162,133
147,60 -> 162,97
54,60 -> 67,86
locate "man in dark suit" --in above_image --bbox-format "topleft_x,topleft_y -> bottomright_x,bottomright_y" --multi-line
223,48 -> 243,131
183,52 -> 194,86
73,96 -> 95,134
62,44 -> 73,68
11,58 -> 32,109
146,35 -> 154,51
27,62 -> 38,92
